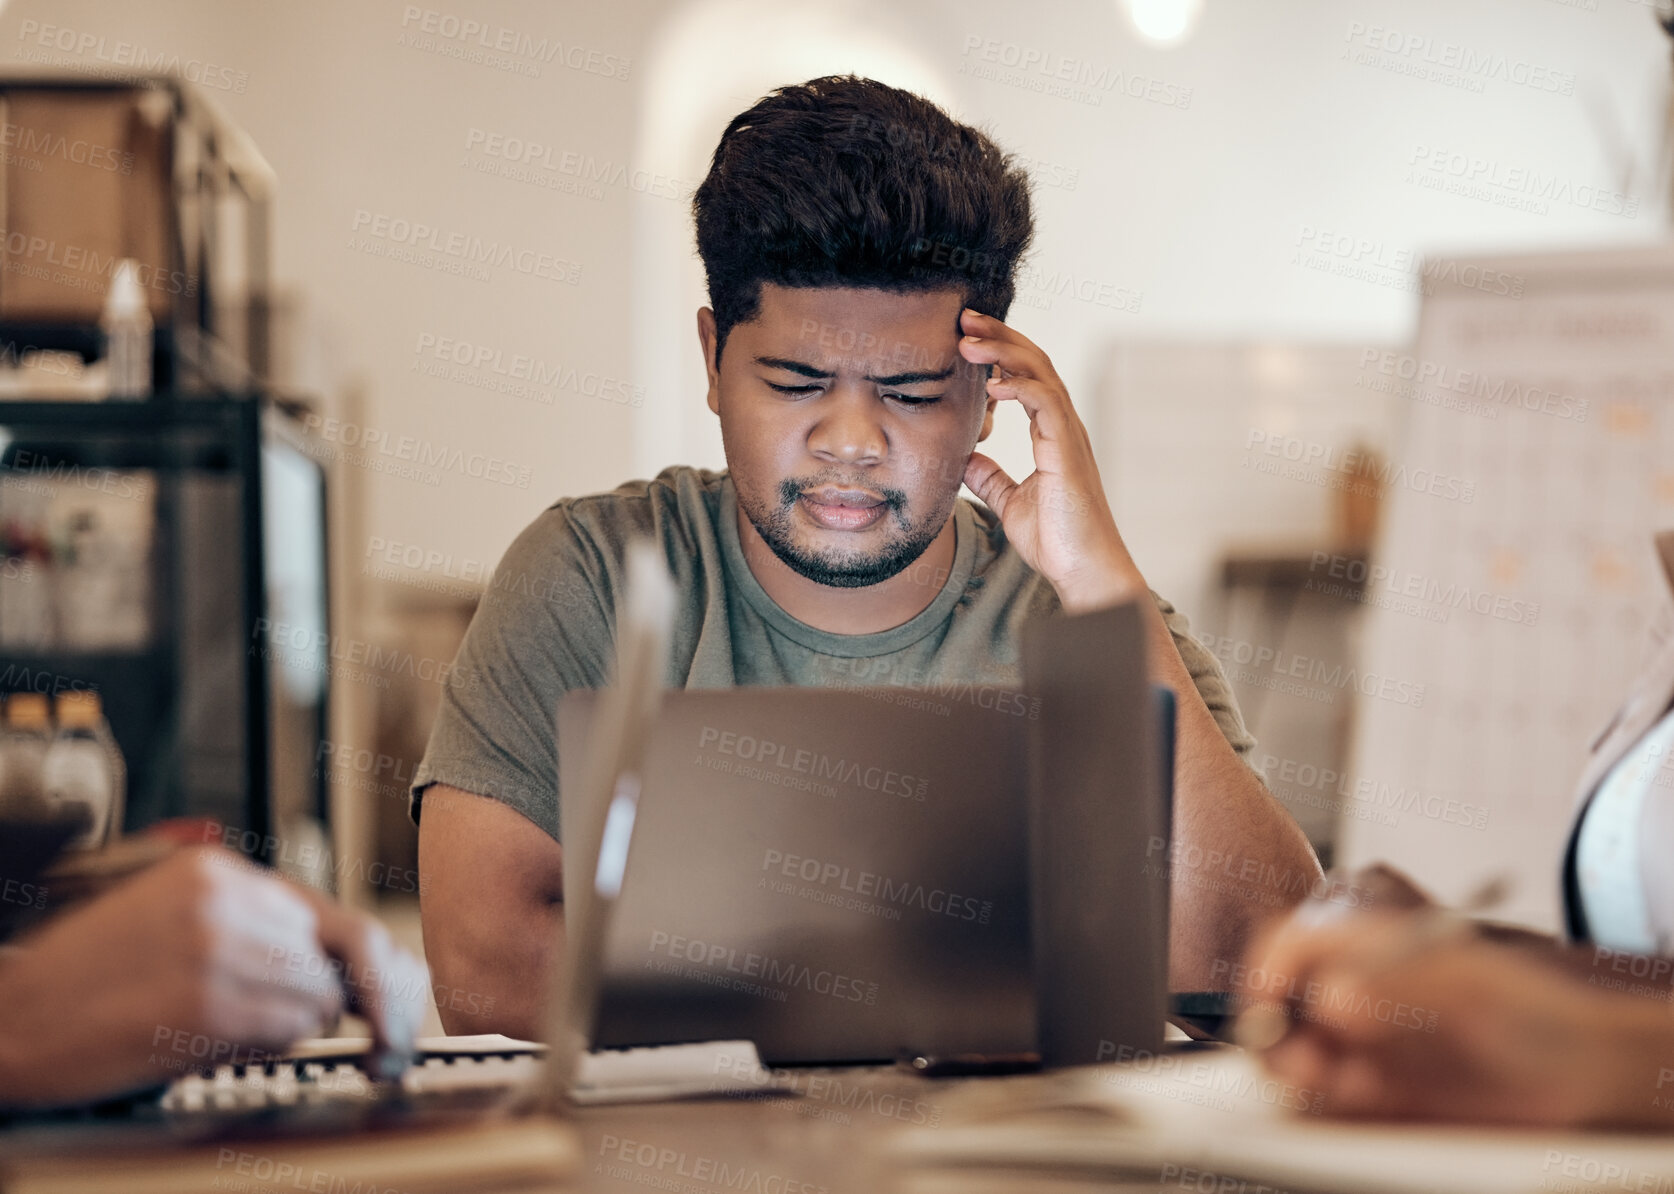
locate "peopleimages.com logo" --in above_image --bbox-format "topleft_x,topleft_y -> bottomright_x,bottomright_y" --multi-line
759,848 -> 993,924
646,930 -> 880,1006
14,20 -> 249,92
349,209 -> 581,285
1194,632 -> 1426,708
1306,551 -> 1539,628
397,6 -> 629,79
697,727 -> 928,801
1245,429 -> 1476,504
1355,349 -> 1588,423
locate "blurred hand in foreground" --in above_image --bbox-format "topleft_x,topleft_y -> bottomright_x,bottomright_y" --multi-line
0,844 -> 428,1109
1238,868 -> 1674,1128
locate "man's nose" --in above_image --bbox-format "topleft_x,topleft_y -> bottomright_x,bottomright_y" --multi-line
807,387 -> 886,466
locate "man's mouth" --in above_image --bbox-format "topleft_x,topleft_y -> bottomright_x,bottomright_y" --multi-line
802,487 -> 884,509
798,487 -> 889,531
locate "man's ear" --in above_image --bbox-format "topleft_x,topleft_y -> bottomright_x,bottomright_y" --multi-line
697,306 -> 722,416
977,394 -> 997,443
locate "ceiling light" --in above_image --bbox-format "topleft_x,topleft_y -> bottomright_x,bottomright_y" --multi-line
1122,0 -> 1203,46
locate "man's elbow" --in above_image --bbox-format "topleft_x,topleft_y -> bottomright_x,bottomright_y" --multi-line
423,898 -> 564,1039
416,784 -> 569,1039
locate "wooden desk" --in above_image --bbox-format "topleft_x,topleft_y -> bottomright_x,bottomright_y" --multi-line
0,1062 -> 1051,1194
570,1062 -> 1187,1194
570,1051 -> 1674,1194
15,1049 -> 1671,1194
572,1064 -> 993,1194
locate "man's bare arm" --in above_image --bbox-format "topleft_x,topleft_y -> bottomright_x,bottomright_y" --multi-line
953,308 -> 1320,989
417,785 -> 564,1038
1139,606 -> 1322,990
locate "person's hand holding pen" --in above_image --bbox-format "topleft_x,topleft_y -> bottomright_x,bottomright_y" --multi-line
1235,867 -> 1674,1128
0,840 -> 428,1110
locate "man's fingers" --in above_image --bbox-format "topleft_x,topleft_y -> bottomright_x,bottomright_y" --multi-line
199,865 -> 424,1077
963,452 -> 1019,518
970,356 -> 1094,465
356,949 -> 429,1075
959,331 -> 1051,386
983,371 -> 1079,442
956,306 -> 1055,381
980,372 -> 1099,484
959,307 -> 1050,362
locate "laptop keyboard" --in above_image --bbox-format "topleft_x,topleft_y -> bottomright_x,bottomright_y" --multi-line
148,1036 -> 787,1114
158,1049 -> 541,1114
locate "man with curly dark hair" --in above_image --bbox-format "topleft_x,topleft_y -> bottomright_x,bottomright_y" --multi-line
414,75 -> 1319,1038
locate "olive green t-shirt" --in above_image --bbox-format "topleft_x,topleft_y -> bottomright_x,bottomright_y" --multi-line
411,465 -> 1255,840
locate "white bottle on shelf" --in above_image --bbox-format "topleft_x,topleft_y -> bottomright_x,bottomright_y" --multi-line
100,259 -> 153,400
0,693 -> 53,818
42,690 -> 126,849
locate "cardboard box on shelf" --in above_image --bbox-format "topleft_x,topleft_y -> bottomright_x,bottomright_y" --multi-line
0,88 -> 175,324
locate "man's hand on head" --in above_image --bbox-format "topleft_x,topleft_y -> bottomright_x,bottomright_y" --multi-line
954,308 -> 1323,979
955,308 -> 1143,613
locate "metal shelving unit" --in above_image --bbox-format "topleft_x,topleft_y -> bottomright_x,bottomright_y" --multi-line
0,396 -> 330,861
0,75 -> 328,867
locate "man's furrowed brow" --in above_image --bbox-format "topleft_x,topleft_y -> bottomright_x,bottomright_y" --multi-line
868,366 -> 956,386
755,356 -> 832,379
754,355 -> 956,386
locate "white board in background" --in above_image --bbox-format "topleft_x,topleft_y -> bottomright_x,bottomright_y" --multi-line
1340,243 -> 1674,932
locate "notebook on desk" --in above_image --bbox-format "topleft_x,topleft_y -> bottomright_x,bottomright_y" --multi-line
890,1047 -> 1674,1194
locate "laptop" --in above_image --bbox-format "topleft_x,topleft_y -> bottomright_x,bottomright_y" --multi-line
558,600 -> 1173,1067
